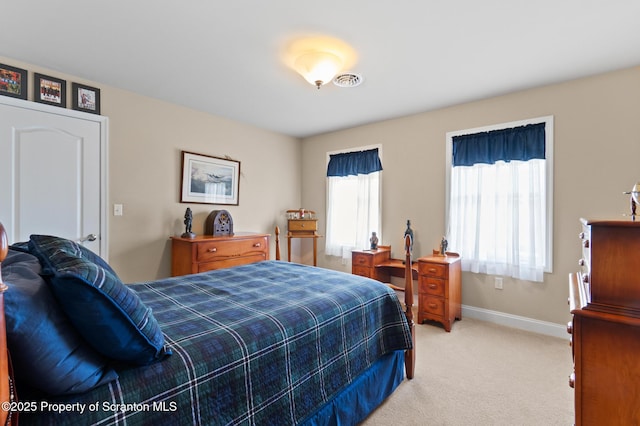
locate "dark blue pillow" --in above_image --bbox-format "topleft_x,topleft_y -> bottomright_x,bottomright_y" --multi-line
3,249 -> 118,395
15,237 -> 118,279
28,235 -> 172,365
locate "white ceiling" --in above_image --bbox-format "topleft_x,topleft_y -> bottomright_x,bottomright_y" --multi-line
2,1 -> 640,138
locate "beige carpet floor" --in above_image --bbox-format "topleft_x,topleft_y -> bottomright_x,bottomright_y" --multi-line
362,317 -> 574,425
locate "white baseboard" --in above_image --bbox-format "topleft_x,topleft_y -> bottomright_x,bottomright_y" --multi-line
461,305 -> 568,339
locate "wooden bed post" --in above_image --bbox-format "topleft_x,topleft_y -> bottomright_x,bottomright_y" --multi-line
275,226 -> 281,261
0,222 -> 14,425
404,234 -> 415,379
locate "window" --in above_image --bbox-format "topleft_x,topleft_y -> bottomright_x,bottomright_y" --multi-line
325,146 -> 382,261
445,117 -> 553,282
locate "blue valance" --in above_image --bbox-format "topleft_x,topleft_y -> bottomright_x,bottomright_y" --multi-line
327,148 -> 383,177
452,122 -> 545,167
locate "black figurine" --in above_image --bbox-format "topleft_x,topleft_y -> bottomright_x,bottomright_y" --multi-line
404,220 -> 413,254
182,207 -> 196,238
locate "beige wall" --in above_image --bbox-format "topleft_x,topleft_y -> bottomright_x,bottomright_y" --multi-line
301,66 -> 640,325
1,56 -> 302,282
5,54 -> 639,326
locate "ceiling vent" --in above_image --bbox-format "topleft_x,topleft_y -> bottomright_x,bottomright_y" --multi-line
333,73 -> 363,88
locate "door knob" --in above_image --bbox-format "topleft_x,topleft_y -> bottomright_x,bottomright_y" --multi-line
80,234 -> 98,242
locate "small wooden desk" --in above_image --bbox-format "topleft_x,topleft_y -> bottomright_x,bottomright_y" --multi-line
352,246 -> 418,282
377,258 -> 419,281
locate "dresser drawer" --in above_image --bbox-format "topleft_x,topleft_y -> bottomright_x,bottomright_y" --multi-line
198,253 -> 267,273
352,253 -> 373,267
419,262 -> 446,278
420,295 -> 445,317
352,265 -> 371,277
196,236 -> 267,262
420,277 -> 445,296
288,219 -> 317,232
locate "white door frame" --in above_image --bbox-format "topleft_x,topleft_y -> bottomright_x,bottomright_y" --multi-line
0,96 -> 109,260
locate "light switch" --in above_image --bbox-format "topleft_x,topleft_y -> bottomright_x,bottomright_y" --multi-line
114,204 -> 123,216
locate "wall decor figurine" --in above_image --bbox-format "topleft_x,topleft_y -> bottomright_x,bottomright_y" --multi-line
182,207 -> 196,238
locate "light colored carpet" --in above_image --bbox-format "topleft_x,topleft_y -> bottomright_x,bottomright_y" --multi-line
362,317 -> 574,425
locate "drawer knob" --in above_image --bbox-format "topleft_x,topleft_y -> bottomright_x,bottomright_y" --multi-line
582,239 -> 589,248
569,373 -> 575,388
253,243 -> 261,248
566,321 -> 573,334
578,232 -> 585,240
429,284 -> 437,289
428,303 -> 437,309
428,268 -> 437,273
582,274 -> 589,284
578,258 -> 585,266
207,247 -> 217,253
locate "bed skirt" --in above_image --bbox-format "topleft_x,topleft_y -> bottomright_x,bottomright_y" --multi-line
302,350 -> 405,425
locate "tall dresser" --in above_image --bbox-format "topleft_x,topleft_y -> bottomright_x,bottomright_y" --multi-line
568,219 -> 640,425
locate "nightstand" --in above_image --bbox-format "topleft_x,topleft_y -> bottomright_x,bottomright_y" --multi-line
287,218 -> 321,266
417,255 -> 462,332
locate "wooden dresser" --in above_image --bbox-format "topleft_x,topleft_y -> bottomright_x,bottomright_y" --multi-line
171,233 -> 269,276
568,219 -> 640,425
417,255 -> 461,332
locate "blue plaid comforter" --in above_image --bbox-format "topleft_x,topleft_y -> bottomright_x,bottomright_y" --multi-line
23,261 -> 412,425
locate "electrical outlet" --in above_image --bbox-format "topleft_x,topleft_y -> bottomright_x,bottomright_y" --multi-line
494,277 -> 503,290
113,204 -> 123,216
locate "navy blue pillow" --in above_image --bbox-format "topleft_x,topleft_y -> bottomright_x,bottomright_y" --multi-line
13,238 -> 118,279
28,235 -> 171,365
3,250 -> 118,395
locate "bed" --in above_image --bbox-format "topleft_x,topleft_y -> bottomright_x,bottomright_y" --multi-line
0,222 -> 415,425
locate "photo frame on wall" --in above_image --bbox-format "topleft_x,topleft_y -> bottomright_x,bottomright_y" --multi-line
180,151 -> 241,205
72,82 -> 101,114
0,63 -> 28,100
34,73 -> 66,107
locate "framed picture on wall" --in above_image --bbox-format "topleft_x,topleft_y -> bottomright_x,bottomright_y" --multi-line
34,73 -> 66,107
71,82 -> 101,114
180,151 -> 241,205
0,63 -> 28,100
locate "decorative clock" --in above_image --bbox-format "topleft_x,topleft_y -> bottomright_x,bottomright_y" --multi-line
205,209 -> 234,236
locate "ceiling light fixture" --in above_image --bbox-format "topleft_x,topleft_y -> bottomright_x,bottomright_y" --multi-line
294,51 -> 343,89
284,36 -> 357,90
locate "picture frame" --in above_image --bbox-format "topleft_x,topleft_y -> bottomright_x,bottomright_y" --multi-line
71,82 -> 101,114
34,73 -> 66,107
0,63 -> 28,100
180,151 -> 240,205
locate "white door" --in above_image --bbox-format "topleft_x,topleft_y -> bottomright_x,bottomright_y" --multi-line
0,97 -> 108,258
